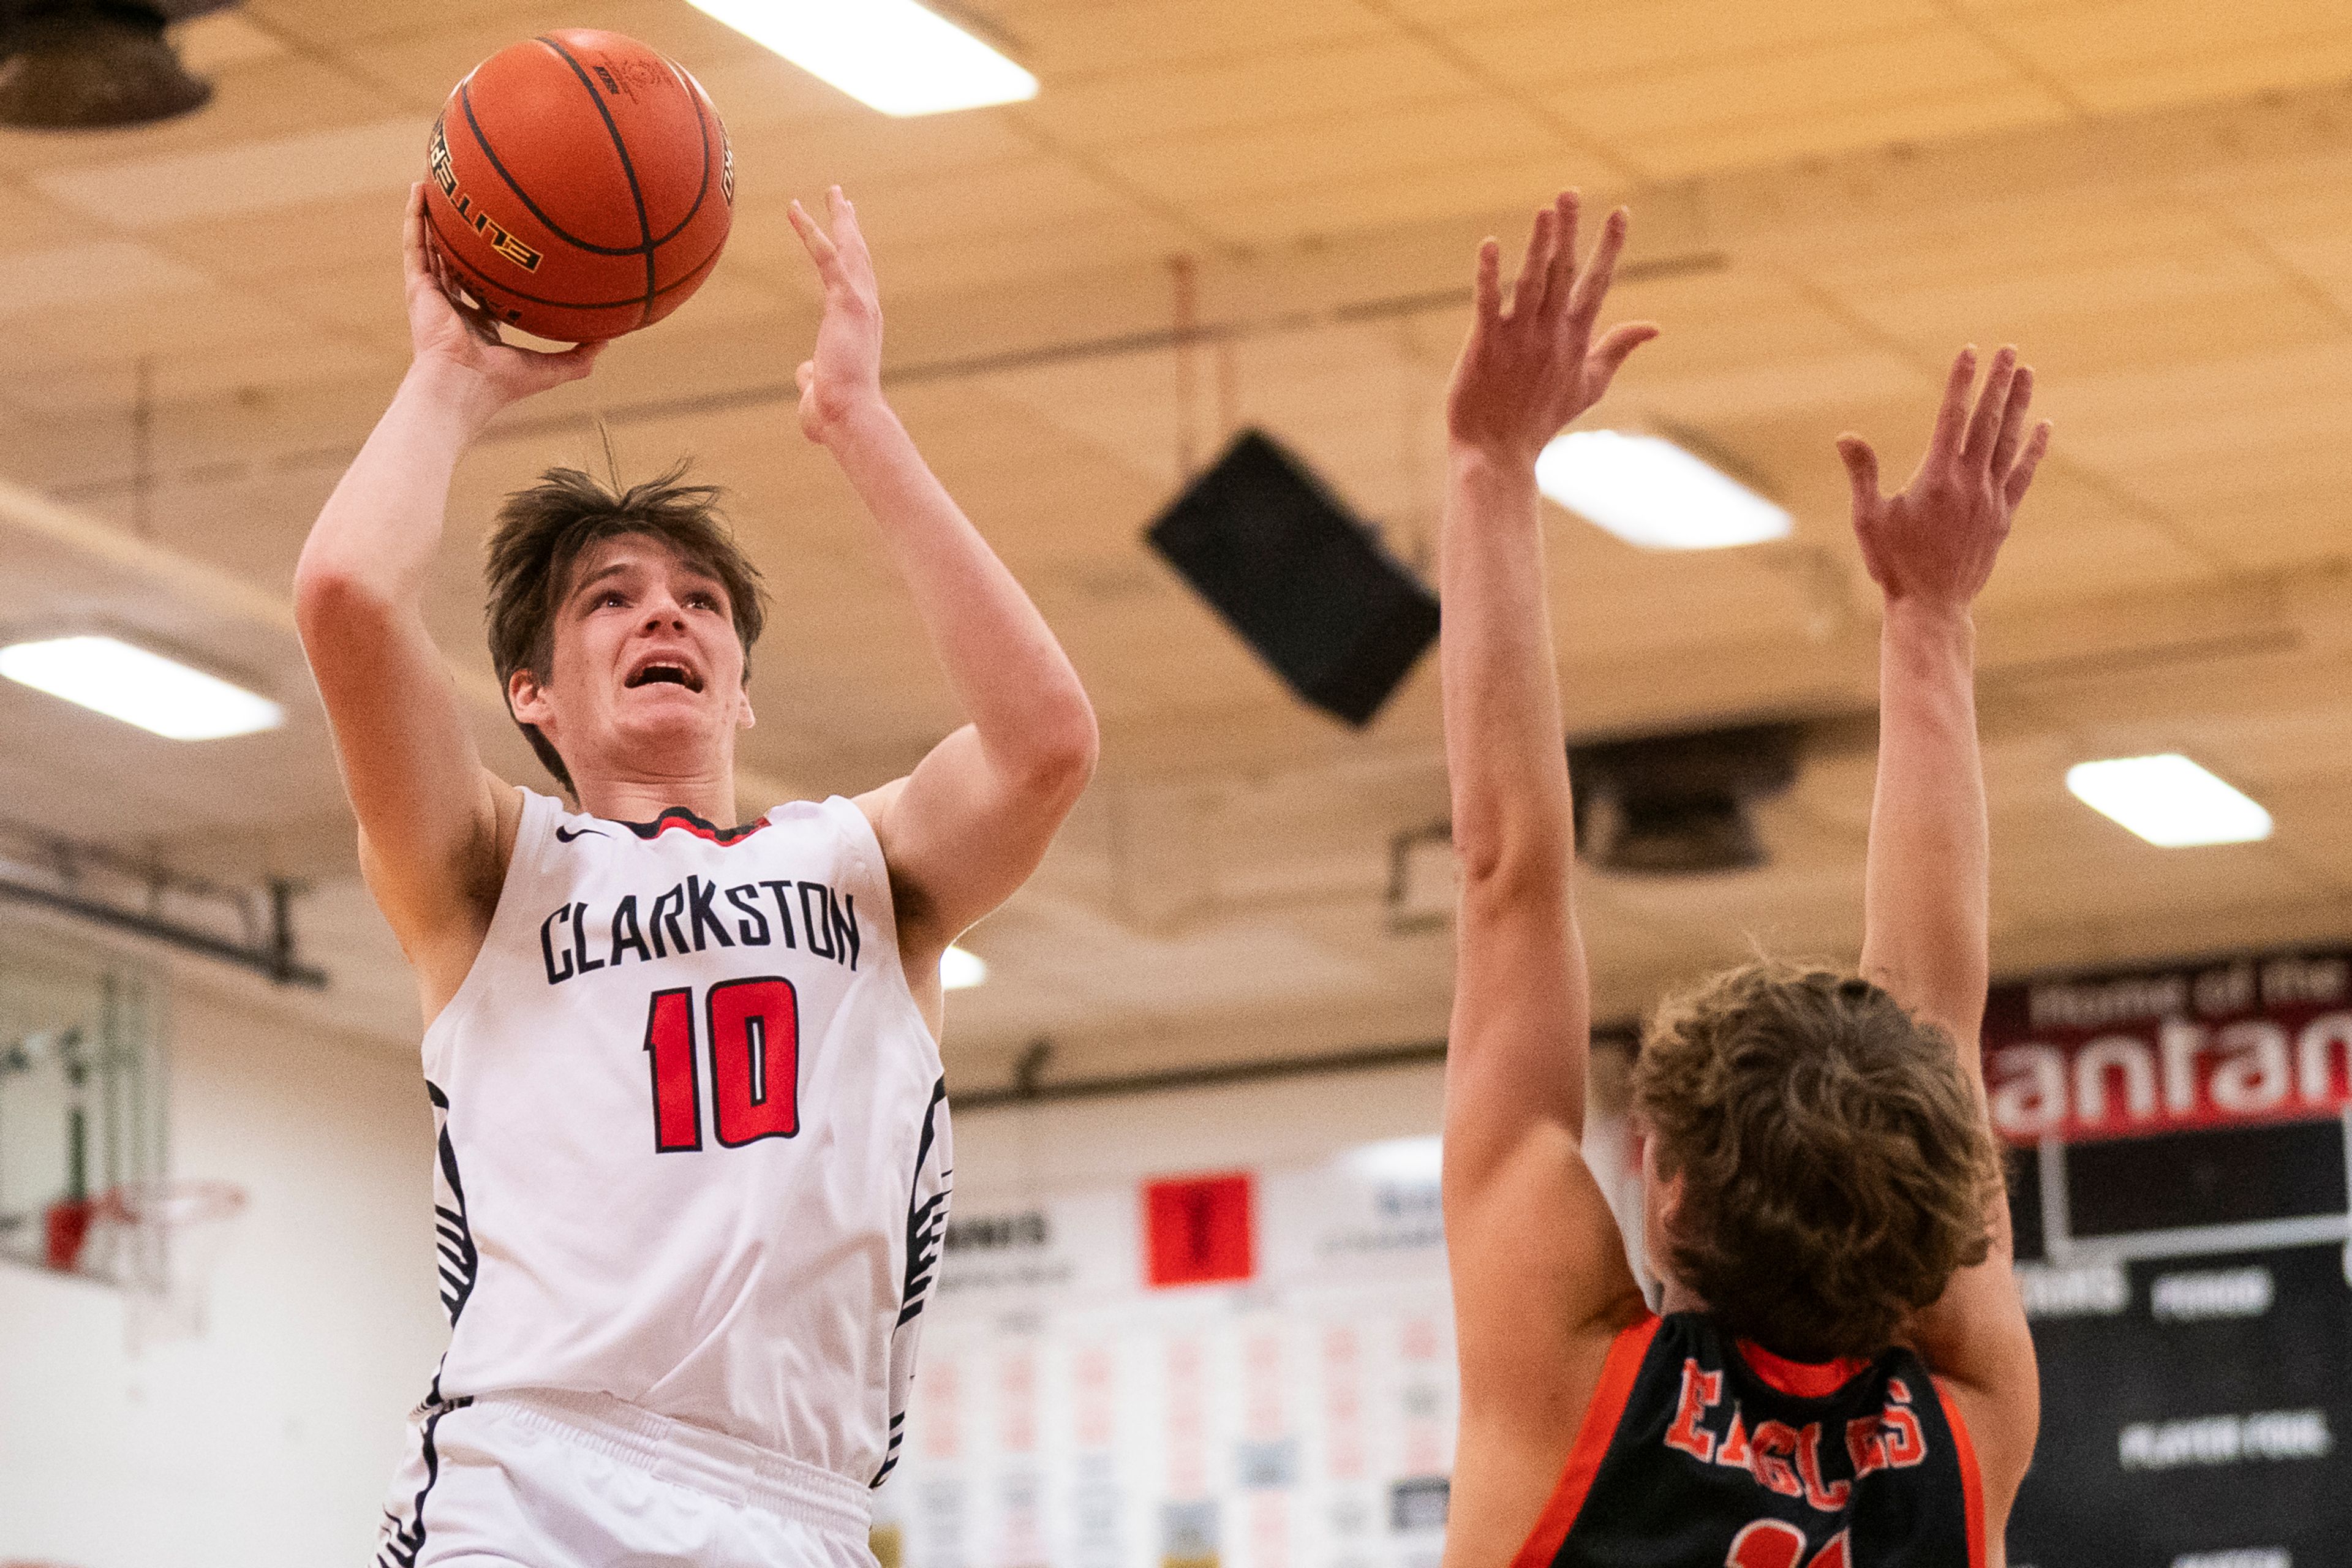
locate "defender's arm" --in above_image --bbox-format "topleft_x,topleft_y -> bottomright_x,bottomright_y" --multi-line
1844,347 -> 2051,1513
1439,196 -> 1657,1568
786,192 -> 1098,989
293,184 -> 599,1005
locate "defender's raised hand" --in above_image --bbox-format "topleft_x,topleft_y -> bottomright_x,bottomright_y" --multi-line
1445,190 -> 1658,464
401,183 -> 601,413
1839,346 -> 2052,608
787,186 -> 886,447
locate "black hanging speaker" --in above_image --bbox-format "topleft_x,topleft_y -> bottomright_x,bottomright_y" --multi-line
0,1 -> 238,130
1570,722 -> 1804,875
1145,429 -> 1439,727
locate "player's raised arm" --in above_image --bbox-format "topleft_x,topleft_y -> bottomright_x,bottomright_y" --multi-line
1841,346 -> 2051,1517
1847,345 -> 2048,1056
785,188 -> 1098,990
292,183 -> 601,1003
1437,194 -> 1657,1564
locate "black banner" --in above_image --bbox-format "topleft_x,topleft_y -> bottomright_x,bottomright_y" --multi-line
1993,951 -> 2352,1568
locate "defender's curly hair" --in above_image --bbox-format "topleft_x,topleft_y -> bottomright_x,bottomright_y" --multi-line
1633,960 -> 2003,1363
483,462 -> 768,795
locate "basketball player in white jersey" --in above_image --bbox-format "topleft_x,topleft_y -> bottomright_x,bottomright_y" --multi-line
295,183 -> 1097,1567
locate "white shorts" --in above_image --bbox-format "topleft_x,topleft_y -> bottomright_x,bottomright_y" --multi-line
375,1389 -> 877,1568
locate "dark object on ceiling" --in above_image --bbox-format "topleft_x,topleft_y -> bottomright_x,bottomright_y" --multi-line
1572,722 -> 1804,875
1145,428 -> 1439,727
0,1 -> 238,130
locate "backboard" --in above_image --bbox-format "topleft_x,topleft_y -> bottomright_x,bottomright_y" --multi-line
0,931 -> 165,1283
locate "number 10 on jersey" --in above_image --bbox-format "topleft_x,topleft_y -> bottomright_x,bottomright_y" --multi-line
644,978 -> 801,1152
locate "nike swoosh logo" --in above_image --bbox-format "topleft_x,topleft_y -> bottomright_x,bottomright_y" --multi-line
554,825 -> 608,842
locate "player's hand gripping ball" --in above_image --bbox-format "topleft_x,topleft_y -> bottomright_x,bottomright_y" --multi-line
422,29 -> 733,345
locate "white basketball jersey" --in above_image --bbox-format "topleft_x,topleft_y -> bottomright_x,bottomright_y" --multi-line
418,788 -> 949,1489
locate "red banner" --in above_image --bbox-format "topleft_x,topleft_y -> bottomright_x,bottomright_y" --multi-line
1144,1172 -> 1256,1287
1982,950 -> 2352,1145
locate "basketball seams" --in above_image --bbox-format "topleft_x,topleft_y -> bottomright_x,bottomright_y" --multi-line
425,203 -> 728,319
532,34 -> 658,329
454,82 -> 642,260
638,58 -> 716,253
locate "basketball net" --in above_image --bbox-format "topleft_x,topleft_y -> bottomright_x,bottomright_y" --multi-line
80,1178 -> 247,1351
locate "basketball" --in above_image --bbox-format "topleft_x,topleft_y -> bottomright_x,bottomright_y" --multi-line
421,29 -> 733,344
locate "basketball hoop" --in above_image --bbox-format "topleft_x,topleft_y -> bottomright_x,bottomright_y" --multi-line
82,1177 -> 247,1349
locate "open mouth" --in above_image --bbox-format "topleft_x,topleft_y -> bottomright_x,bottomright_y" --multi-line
625,660 -> 704,693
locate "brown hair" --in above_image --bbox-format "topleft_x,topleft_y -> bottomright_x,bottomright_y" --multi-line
483,462 -> 767,794
1632,960 -> 2002,1362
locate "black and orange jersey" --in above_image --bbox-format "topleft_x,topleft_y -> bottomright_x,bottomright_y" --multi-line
1513,1312 -> 1985,1568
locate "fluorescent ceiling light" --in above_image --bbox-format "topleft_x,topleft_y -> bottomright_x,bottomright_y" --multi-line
0,635 -> 282,741
688,0 -> 1037,116
1536,431 -> 1791,550
2065,755 -> 2272,848
941,944 -> 987,990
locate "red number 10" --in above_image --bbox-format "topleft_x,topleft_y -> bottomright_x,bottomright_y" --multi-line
644,977 -> 801,1153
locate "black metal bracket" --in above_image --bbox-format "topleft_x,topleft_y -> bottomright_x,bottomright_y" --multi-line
0,821 -> 326,987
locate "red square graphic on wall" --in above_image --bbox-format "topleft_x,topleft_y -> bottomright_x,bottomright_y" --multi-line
1144,1172 -> 1256,1287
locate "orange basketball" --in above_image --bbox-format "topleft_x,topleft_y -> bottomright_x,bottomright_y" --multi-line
422,29 -> 733,344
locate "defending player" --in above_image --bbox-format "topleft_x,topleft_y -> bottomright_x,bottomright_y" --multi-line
296,184 -> 1096,1567
1438,191 -> 2049,1567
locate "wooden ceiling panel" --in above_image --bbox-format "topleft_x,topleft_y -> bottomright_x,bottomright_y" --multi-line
993,0 -> 1387,78
1991,809 -> 2335,932
1972,480 -> 2217,612
0,239 -> 210,322
0,285 -> 312,389
1550,26 -> 2066,178
1089,96 -> 1585,209
811,153 -> 1144,255
2048,340 -> 2352,477
0,53 -> 402,175
977,354 -> 1187,491
1966,0 -> 2352,115
1191,146 -> 1627,248
2228,167 -> 2352,320
1800,195 -> 2342,379
0,180 -> 108,259
1545,526 -> 1824,662
328,6 -> 632,108
1012,34 -> 1476,149
148,186 -> 418,288
245,0 -> 554,47
726,99 -> 1036,193
32,116 -> 427,233
1445,0 -> 1951,90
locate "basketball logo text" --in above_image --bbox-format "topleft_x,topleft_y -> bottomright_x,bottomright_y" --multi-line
589,56 -> 667,99
721,138 -> 734,206
428,119 -> 545,275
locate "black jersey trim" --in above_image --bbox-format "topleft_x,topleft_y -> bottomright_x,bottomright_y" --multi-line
425,1080 -> 480,1328
376,1397 -> 470,1568
605,806 -> 770,845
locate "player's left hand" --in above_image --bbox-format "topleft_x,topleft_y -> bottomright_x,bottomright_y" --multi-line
1444,190 -> 1658,467
787,186 -> 886,446
1839,345 -> 2052,611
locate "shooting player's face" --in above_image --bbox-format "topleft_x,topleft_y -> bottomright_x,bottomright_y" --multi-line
511,532 -> 755,785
